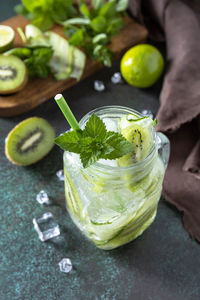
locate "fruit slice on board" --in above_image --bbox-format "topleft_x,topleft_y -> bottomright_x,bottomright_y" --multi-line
0,25 -> 15,53
0,55 -> 28,94
70,47 -> 86,81
47,31 -> 74,80
5,117 -> 55,166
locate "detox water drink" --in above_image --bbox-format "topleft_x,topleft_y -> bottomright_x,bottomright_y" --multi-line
63,106 -> 170,250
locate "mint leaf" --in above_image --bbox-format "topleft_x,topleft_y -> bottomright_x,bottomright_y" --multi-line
69,29 -> 85,47
116,0 -> 129,12
102,132 -> 134,159
79,4 -> 90,18
153,118 -> 158,125
92,0 -> 105,10
80,148 -> 102,168
24,47 -> 53,78
62,18 -> 90,26
91,16 -> 107,33
55,114 -> 134,168
17,0 -> 75,30
99,1 -> 117,18
55,130 -> 82,154
84,113 -> 107,140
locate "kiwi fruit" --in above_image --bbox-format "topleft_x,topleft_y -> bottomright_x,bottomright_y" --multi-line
0,55 -> 28,94
118,114 -> 154,166
5,117 -> 55,166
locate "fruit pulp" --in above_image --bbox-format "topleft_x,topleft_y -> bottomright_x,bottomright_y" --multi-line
63,106 -> 166,250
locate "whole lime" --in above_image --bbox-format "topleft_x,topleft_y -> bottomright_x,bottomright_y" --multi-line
120,44 -> 164,88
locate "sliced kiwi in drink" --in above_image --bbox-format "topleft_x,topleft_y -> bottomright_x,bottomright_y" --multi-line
5,117 -> 55,166
118,114 -> 154,166
0,55 -> 28,94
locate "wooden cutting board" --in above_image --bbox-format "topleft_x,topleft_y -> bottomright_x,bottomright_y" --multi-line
0,15 -> 148,117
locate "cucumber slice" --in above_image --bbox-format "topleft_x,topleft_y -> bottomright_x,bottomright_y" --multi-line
70,47 -> 86,81
64,165 -> 84,219
97,206 -> 157,250
86,192 -> 132,241
47,31 -> 74,80
25,24 -> 49,47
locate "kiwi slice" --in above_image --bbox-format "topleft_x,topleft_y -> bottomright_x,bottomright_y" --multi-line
118,114 -> 154,166
5,117 -> 55,166
0,55 -> 28,94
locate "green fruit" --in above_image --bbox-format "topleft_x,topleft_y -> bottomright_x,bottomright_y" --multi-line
120,44 -> 164,88
118,114 -> 154,166
0,25 -> 15,53
64,165 -> 84,219
25,24 -> 49,47
0,55 -> 28,94
5,117 -> 55,166
47,31 -> 74,80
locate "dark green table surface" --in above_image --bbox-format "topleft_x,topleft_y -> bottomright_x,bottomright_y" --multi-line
1,2 -> 200,300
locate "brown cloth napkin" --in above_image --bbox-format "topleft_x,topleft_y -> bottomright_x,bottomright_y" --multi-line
129,0 -> 200,242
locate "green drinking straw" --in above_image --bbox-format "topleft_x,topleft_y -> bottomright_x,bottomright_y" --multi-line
54,94 -> 80,130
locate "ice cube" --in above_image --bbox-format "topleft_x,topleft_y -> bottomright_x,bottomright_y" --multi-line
103,118 -> 119,132
94,80 -> 105,92
141,109 -> 154,119
59,258 -> 72,273
111,72 -> 123,84
56,169 -> 64,181
33,212 -> 60,242
36,190 -> 50,204
98,159 -> 118,167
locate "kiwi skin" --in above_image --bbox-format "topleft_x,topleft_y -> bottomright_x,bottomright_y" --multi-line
0,55 -> 28,95
0,68 -> 28,95
5,117 -> 55,166
0,67 -> 28,95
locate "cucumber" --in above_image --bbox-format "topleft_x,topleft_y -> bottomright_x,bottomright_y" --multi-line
70,47 -> 86,81
25,24 -> 49,47
97,206 -> 158,250
24,25 -> 86,81
47,31 -> 74,80
64,165 -> 84,219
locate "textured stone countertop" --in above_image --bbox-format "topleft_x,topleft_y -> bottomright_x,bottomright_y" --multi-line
1,2 -> 200,300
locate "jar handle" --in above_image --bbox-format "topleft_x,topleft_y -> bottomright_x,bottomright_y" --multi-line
156,132 -> 170,167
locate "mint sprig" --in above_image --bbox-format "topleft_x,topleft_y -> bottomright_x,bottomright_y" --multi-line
55,113 -> 133,168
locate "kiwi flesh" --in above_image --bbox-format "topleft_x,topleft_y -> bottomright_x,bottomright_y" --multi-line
118,114 -> 154,166
5,117 -> 55,166
0,54 -> 28,94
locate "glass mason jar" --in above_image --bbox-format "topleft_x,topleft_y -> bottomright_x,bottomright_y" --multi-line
63,106 -> 170,250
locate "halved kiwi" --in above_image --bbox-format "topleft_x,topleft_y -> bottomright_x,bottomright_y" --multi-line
5,117 -> 55,166
0,55 -> 28,94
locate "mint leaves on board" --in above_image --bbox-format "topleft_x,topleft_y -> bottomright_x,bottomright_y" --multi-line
63,0 -> 128,67
55,113 -> 134,168
15,0 -> 129,67
24,47 -> 53,78
15,0 -> 76,31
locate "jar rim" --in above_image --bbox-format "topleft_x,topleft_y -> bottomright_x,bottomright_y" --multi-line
79,105 -> 157,172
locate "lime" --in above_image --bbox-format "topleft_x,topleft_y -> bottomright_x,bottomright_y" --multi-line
0,25 -> 15,53
120,44 -> 164,88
